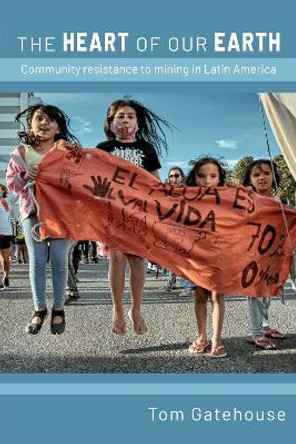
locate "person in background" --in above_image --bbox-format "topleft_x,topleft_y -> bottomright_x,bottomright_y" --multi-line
65,241 -> 80,305
163,166 -> 185,291
15,217 -> 28,264
0,184 -> 13,290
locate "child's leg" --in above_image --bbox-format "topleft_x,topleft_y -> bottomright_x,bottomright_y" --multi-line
247,297 -> 276,348
50,238 -> 71,308
210,292 -> 225,348
261,297 -> 285,339
49,238 -> 71,329
22,216 -> 48,310
194,286 -> 208,344
108,249 -> 128,335
128,254 -> 147,334
0,247 -> 10,278
261,297 -> 271,332
247,297 -> 265,338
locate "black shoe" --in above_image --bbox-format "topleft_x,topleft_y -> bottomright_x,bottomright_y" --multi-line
3,277 -> 9,287
0,284 -> 5,291
25,308 -> 48,334
51,308 -> 66,335
65,288 -> 80,305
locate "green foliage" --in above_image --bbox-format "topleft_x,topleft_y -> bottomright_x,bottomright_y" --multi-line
273,155 -> 296,205
229,156 -> 254,185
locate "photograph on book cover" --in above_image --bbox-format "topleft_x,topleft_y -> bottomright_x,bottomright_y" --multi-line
1,89 -> 295,373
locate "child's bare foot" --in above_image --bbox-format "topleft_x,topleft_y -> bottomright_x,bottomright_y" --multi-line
128,309 -> 148,335
112,314 -> 126,336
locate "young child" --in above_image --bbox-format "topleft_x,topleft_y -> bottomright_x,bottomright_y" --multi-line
242,159 -> 286,350
6,104 -> 78,335
186,157 -> 228,358
96,97 -> 171,336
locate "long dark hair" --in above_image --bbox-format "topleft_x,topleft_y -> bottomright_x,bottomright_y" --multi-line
15,104 -> 79,146
103,97 -> 172,156
186,156 -> 227,186
242,159 -> 280,190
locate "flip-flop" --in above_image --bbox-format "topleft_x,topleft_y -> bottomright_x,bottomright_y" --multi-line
188,341 -> 210,354
248,336 -> 276,350
264,329 -> 286,340
209,345 -> 228,358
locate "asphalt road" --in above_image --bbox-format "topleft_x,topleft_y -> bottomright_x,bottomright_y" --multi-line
1,258 -> 295,373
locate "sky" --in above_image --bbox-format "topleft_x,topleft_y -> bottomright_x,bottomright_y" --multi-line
39,91 -> 280,181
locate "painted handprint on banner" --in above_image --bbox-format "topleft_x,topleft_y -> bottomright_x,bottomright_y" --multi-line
83,176 -> 111,198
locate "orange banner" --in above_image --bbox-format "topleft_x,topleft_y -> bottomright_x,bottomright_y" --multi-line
35,141 -> 296,297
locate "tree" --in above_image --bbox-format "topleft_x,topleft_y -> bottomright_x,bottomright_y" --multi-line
229,156 -> 254,185
273,155 -> 296,206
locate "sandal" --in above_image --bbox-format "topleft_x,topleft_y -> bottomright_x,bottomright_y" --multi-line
209,345 -> 228,358
188,341 -> 210,354
25,308 -> 48,334
264,329 -> 286,340
248,336 -> 276,350
51,308 -> 66,335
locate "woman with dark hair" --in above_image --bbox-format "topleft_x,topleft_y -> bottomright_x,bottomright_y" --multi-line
242,159 -> 286,350
0,184 -> 13,290
96,97 -> 172,335
6,104 -> 78,335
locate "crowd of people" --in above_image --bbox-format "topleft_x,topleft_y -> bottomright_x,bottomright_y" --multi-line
1,97 -> 294,359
